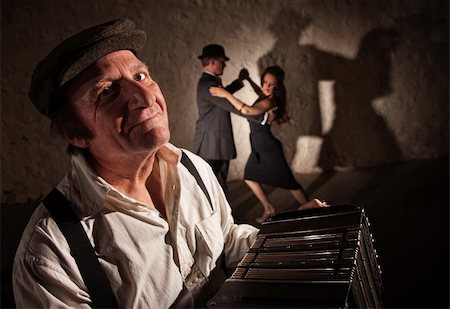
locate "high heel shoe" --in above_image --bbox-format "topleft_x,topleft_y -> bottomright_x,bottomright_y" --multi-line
256,208 -> 275,224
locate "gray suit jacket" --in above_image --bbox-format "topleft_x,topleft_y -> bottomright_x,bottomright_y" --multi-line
193,72 -> 265,160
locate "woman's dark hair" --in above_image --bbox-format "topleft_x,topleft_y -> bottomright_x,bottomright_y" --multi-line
261,66 -> 289,124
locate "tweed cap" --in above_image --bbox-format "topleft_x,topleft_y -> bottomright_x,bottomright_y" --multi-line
29,18 -> 146,118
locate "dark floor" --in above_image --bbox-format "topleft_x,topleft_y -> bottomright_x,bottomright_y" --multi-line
227,157 -> 449,308
1,158 -> 449,308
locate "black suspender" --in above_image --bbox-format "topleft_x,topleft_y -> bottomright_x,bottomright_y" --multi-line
42,189 -> 119,308
180,151 -> 213,210
42,150 -> 212,307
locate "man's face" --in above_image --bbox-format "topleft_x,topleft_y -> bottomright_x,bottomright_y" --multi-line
212,57 -> 226,76
66,50 -> 170,162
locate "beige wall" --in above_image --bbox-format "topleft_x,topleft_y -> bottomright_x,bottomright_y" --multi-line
1,0 -> 448,203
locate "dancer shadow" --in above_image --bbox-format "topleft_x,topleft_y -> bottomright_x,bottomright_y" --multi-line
318,27 -> 403,170
258,8 -> 403,194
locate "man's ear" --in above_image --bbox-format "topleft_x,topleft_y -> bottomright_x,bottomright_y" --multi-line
68,137 -> 89,149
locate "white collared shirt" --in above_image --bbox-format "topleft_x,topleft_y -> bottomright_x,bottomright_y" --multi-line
13,144 -> 258,308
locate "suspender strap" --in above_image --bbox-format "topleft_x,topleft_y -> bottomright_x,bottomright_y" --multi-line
42,188 -> 119,308
181,151 -> 213,211
180,151 -> 229,296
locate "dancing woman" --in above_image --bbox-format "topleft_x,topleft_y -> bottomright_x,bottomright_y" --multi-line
210,66 -> 325,223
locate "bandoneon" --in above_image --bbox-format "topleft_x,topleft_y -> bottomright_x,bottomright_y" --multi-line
209,204 -> 383,308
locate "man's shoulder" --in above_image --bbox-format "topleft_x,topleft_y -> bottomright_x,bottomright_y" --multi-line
163,144 -> 208,167
178,147 -> 205,166
177,147 -> 213,175
14,204 -> 67,259
198,73 -> 217,85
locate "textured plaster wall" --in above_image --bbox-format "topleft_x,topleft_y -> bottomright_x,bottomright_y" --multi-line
1,0 -> 448,203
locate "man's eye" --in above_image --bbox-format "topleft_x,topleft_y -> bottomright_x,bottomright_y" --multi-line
100,87 -> 114,96
134,72 -> 147,81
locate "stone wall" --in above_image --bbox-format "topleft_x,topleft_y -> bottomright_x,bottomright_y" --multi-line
1,0 -> 448,203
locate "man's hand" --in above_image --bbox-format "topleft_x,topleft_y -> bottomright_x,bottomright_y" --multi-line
238,68 -> 249,81
298,199 -> 329,211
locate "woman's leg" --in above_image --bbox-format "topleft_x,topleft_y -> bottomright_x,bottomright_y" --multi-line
245,180 -> 275,223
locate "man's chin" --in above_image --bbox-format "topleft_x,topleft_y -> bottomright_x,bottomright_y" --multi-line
139,128 -> 170,148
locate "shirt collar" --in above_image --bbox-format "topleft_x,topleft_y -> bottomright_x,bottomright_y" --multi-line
57,143 -> 182,218
202,70 -> 217,78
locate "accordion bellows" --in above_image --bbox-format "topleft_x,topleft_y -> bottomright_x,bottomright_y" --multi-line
209,204 -> 383,308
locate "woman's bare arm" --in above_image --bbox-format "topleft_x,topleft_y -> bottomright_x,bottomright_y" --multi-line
209,86 -> 275,115
246,76 -> 264,97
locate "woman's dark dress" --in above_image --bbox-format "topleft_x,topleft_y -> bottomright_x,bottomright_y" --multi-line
244,100 -> 302,190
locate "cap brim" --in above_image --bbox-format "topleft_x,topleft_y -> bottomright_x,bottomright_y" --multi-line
60,30 -> 146,86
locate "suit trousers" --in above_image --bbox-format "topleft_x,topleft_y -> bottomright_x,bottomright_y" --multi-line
205,159 -> 229,197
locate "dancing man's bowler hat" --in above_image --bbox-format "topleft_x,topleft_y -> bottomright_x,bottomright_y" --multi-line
197,44 -> 230,61
28,18 -> 146,118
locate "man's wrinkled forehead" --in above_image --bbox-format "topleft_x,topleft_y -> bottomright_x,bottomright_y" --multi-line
67,51 -> 146,93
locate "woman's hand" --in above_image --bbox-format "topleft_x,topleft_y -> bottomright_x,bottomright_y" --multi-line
209,86 -> 229,98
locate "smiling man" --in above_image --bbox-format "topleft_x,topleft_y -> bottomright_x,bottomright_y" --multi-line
13,19 -> 258,308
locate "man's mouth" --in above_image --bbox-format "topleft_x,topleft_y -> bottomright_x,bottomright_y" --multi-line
122,111 -> 161,136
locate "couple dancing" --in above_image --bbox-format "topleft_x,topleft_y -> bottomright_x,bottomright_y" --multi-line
193,44 -> 326,223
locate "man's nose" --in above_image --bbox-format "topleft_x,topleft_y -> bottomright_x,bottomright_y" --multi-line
123,80 -> 155,110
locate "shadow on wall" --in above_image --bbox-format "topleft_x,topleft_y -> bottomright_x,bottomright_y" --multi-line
257,8 -> 404,172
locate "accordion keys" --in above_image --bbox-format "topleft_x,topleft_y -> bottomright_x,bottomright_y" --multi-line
209,204 -> 383,308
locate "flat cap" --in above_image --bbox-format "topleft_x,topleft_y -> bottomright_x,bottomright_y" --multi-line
29,18 -> 146,118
